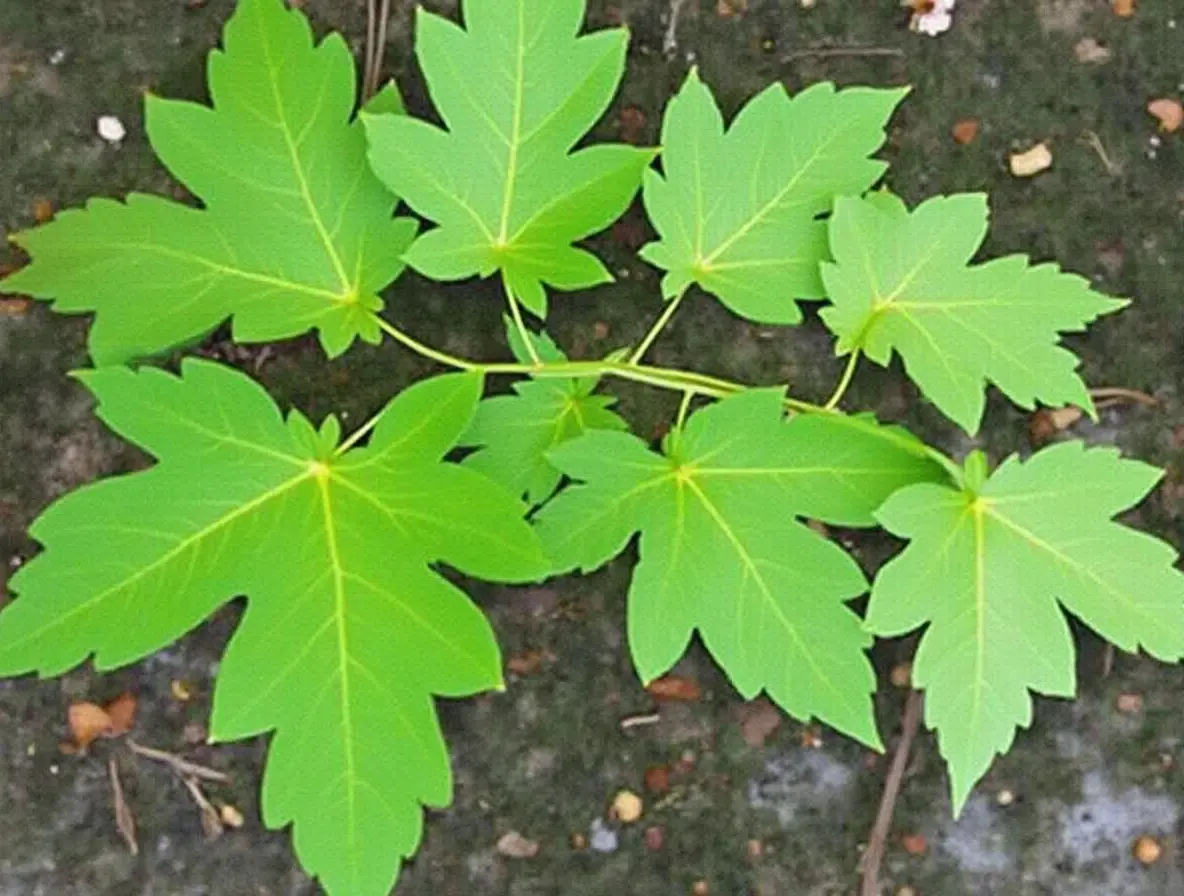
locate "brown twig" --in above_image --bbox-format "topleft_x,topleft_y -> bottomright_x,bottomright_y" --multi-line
362,0 -> 393,100
860,689 -> 923,896
782,46 -> 904,62
181,775 -> 225,839
108,756 -> 139,856
364,0 -> 378,100
127,739 -> 229,783
1088,386 -> 1158,408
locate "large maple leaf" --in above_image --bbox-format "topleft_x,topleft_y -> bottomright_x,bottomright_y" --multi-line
819,192 -> 1126,434
866,443 -> 1184,812
535,390 -> 947,746
2,0 -> 415,363
0,361 -> 547,896
363,0 -> 654,317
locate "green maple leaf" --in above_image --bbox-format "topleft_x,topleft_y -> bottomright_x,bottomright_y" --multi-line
865,443 -> 1184,813
0,361 -> 547,896
639,69 -> 905,324
461,321 -> 627,505
362,0 -> 655,317
2,0 -> 415,365
535,390 -> 948,746
819,193 -> 1127,434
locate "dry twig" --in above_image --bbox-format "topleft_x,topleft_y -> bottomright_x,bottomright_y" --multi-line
782,46 -> 904,62
127,739 -> 229,783
860,689 -> 923,896
108,757 -> 139,856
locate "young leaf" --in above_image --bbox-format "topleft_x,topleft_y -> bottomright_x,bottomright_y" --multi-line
2,0 -> 415,364
640,69 -> 906,324
462,323 -> 627,505
819,193 -> 1127,434
362,0 -> 655,317
0,361 -> 547,896
535,390 -> 947,747
865,442 -> 1184,813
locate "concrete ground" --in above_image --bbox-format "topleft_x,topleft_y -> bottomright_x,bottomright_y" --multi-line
2,1 -> 1184,894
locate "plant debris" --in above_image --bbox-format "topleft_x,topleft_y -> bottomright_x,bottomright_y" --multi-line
1009,142 -> 1053,177
610,789 -> 643,823
1133,834 -> 1162,864
1074,38 -> 1111,64
496,830 -> 541,859
645,674 -> 701,702
1148,98 -> 1183,133
108,757 -> 139,856
951,118 -> 980,145
738,698 -> 782,747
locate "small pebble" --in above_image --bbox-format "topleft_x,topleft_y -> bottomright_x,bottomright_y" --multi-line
496,831 -> 540,859
644,825 -> 664,851
218,804 -> 244,829
692,881 -> 710,896
589,819 -> 618,854
996,788 -> 1016,807
97,115 -> 127,144
1133,834 -> 1162,865
611,789 -> 643,824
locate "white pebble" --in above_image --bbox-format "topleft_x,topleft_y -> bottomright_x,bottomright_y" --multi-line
49,49 -> 66,65
589,818 -> 618,853
97,115 -> 126,144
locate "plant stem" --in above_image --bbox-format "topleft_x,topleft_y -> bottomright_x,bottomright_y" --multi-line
374,317 -> 479,370
825,349 -> 861,410
368,314 -> 958,477
675,390 -> 694,431
502,275 -> 542,366
629,291 -> 686,365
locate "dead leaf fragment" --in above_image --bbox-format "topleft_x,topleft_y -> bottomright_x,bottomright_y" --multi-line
1116,692 -> 1144,714
105,692 -> 137,736
1074,37 -> 1111,64
646,675 -> 702,702
0,298 -> 31,317
69,702 -> 114,750
1009,142 -> 1053,177
889,663 -> 913,688
1111,0 -> 1135,17
644,825 -> 665,851
32,198 -> 54,224
715,0 -> 747,16
611,789 -> 643,823
1029,406 -> 1083,446
644,764 -> 671,794
901,833 -> 928,855
951,118 -> 979,145
496,830 -> 541,859
506,649 -> 547,677
618,105 -> 647,144
1148,98 -> 1183,133
738,699 -> 782,747
1133,834 -> 1162,864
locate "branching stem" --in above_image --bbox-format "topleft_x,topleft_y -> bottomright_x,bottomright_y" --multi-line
364,314 -> 957,477
825,349 -> 861,410
502,275 -> 542,366
629,290 -> 686,364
